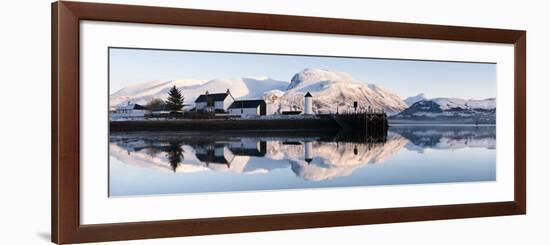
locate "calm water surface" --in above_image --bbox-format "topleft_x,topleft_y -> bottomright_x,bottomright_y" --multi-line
109,125 -> 496,197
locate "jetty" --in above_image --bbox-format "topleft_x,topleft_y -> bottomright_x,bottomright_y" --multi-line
110,111 -> 388,137
330,111 -> 388,136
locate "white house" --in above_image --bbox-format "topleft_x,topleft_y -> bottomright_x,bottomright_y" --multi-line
110,102 -> 150,120
194,90 -> 235,112
228,100 -> 267,117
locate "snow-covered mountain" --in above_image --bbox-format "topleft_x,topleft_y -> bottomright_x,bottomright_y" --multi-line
263,68 -> 408,115
404,93 -> 428,106
110,77 -> 289,109
110,79 -> 205,108
110,68 -> 409,115
391,98 -> 496,124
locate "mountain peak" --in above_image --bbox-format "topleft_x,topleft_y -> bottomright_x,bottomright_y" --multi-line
288,68 -> 359,90
404,93 -> 428,106
262,68 -> 408,115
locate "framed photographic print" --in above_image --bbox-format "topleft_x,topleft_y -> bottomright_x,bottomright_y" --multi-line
52,1 -> 526,244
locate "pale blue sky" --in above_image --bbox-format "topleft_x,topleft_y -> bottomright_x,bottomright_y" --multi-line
109,47 -> 496,99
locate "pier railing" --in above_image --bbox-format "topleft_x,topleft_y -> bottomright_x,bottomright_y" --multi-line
327,111 -> 388,137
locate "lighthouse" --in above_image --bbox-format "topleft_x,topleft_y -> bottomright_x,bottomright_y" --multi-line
304,92 -> 313,115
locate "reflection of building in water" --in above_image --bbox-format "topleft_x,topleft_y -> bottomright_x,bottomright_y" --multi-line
228,140 -> 267,157
304,141 -> 313,163
195,144 -> 235,167
193,140 -> 267,168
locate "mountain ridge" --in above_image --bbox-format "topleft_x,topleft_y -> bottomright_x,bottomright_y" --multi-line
404,93 -> 428,106
390,97 -> 496,124
110,68 -> 409,115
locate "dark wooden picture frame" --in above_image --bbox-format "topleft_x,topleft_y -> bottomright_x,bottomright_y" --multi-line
52,1 -> 526,244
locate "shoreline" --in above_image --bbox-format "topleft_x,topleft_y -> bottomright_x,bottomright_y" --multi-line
109,118 -> 341,132
389,123 -> 496,126
110,113 -> 389,133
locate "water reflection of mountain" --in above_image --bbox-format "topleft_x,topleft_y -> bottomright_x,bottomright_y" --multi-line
109,131 -> 402,181
109,126 -> 495,182
390,125 -> 496,153
286,135 -> 408,181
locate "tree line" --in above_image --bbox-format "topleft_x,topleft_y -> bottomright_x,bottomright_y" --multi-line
145,85 -> 184,113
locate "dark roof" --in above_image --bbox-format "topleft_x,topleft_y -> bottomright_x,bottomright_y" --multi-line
195,93 -> 230,103
133,104 -> 147,110
282,111 -> 302,115
117,102 -> 148,110
230,148 -> 266,157
304,92 -> 313,97
228,100 -> 266,109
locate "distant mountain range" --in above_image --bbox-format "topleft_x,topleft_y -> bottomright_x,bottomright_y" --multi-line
390,98 -> 496,124
110,68 -> 496,123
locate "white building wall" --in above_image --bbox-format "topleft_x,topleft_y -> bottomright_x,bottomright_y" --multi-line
214,101 -> 225,111
222,96 -> 235,111
195,102 -> 207,110
304,97 -> 313,115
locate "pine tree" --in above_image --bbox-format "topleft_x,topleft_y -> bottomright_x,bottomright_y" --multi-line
165,85 -> 184,112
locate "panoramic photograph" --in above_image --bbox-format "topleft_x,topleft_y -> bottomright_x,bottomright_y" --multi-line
108,47 -> 496,197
